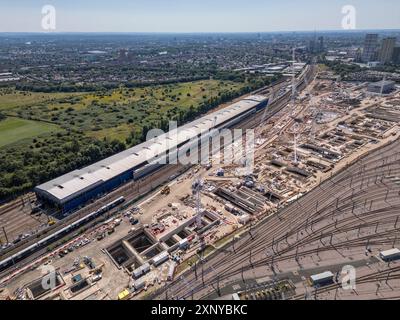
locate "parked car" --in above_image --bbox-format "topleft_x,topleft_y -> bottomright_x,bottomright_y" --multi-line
97,233 -> 105,241
130,217 -> 139,225
92,274 -> 102,282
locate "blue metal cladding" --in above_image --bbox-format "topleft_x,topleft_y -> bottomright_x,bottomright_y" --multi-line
63,196 -> 86,212
222,108 -> 256,128
100,170 -> 132,192
61,169 -> 134,213
255,99 -> 269,111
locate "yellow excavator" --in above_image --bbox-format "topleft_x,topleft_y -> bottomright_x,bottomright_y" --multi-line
161,185 -> 170,195
48,218 -> 56,226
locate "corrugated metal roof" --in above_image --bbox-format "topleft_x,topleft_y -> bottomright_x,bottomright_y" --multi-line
35,95 -> 267,203
369,80 -> 395,87
153,251 -> 169,266
380,248 -> 400,257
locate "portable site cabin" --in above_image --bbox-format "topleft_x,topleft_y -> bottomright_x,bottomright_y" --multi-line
380,248 -> 400,262
310,271 -> 334,286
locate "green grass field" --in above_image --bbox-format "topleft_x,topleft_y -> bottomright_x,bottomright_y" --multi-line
87,123 -> 133,141
0,80 -> 250,152
0,80 -> 248,147
0,117 -> 61,148
0,90 -> 85,111
3,80 -> 246,142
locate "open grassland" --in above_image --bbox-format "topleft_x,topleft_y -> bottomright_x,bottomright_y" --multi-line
6,80 -> 246,142
86,123 -> 132,141
84,80 -> 246,141
0,89 -> 84,111
0,117 -> 61,148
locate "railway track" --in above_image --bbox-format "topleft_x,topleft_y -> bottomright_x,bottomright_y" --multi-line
0,68 -> 314,276
291,265 -> 400,300
152,137 -> 400,300
0,202 -> 20,217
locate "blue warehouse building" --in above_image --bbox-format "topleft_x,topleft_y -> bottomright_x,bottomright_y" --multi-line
35,95 -> 268,213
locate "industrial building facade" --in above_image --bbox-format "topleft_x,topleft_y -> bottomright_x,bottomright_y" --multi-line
35,95 -> 268,213
367,80 -> 396,94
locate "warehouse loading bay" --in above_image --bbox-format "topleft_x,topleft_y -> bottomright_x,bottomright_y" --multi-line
2,71 -> 400,300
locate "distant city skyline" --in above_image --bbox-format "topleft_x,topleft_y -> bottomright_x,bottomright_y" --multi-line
0,0 -> 399,33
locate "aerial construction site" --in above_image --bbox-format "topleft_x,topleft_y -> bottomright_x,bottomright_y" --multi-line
1,61 -> 400,301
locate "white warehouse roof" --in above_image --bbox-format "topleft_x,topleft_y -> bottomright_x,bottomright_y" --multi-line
35,95 -> 267,204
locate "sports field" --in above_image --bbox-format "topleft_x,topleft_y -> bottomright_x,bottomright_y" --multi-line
0,90 -> 84,111
0,117 -> 61,148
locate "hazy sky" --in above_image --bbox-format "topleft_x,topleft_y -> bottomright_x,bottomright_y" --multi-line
1,0 -> 399,33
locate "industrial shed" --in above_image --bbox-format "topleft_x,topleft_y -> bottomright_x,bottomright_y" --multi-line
367,80 -> 396,94
35,95 -> 268,213
310,271 -> 334,286
379,248 -> 400,262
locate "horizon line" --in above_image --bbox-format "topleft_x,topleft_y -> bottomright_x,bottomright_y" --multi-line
1,28 -> 400,35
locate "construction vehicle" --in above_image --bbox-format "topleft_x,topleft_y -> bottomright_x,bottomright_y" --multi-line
160,185 -> 170,195
130,217 -> 139,225
92,273 -> 102,282
96,233 -> 106,241
48,218 -> 56,226
89,263 -> 104,275
84,256 -> 96,269
118,289 -> 130,300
